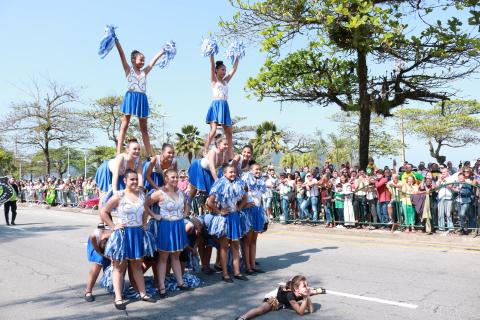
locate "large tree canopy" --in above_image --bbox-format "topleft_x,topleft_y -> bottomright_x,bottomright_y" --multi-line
219,0 -> 480,168
397,99 -> 480,164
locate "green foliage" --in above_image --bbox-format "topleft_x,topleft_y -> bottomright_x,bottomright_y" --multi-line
329,111 -> 402,158
87,146 -> 116,177
280,152 -> 296,168
0,147 -> 16,176
295,152 -> 319,168
396,99 -> 480,163
250,121 -> 285,158
175,125 -> 204,164
220,0 -> 480,168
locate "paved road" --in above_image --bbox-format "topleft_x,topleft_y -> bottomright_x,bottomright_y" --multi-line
0,206 -> 479,320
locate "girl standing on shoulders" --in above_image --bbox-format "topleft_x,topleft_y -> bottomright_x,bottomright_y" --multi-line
204,55 -> 240,160
145,169 -> 191,298
100,169 -> 156,310
143,143 -> 178,191
114,38 -> 166,157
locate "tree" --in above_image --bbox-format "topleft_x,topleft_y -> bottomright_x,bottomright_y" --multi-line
219,0 -> 480,169
296,152 -> 320,168
30,148 -> 83,178
0,147 -> 16,177
87,146 -> 116,177
397,100 -> 480,164
84,96 -> 164,149
231,116 -> 257,152
280,152 -> 297,169
326,133 -> 353,167
283,132 -> 315,154
329,112 -> 402,158
250,121 -> 285,158
175,125 -> 204,164
2,79 -> 90,175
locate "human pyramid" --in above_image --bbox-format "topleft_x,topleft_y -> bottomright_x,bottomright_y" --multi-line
86,25 -> 277,313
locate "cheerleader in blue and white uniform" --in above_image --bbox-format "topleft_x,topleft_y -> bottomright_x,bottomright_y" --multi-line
113,38 -> 167,157
84,225 -> 112,302
203,55 -> 240,160
143,143 -> 178,191
145,169 -> 190,298
188,135 -> 228,199
94,138 -> 143,197
206,163 -> 248,282
241,163 -> 268,274
233,145 -> 254,176
101,169 -> 156,310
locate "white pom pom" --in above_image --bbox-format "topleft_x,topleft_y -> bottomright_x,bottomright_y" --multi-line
200,157 -> 210,169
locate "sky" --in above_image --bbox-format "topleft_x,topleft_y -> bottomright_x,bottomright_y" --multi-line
0,0 -> 479,168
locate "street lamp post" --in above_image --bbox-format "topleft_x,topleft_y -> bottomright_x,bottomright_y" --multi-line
67,147 -> 70,177
84,150 -> 87,180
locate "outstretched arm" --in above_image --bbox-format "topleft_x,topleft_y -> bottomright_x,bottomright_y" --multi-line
210,55 -> 217,84
115,39 -> 130,76
144,48 -> 165,76
225,57 -> 239,82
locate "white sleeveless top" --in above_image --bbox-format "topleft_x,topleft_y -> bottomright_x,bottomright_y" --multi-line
108,155 -> 140,176
117,192 -> 145,227
158,190 -> 184,221
236,155 -> 250,175
154,156 -> 177,173
212,81 -> 228,100
127,67 -> 146,93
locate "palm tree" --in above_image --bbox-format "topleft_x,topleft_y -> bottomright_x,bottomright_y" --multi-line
251,121 -> 285,158
175,125 -> 204,164
280,152 -> 297,169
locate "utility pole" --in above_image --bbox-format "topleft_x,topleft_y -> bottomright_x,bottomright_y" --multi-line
67,147 -> 70,177
400,104 -> 406,163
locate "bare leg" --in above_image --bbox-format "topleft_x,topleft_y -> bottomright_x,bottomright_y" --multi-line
223,125 -> 233,160
250,232 -> 259,269
127,263 -> 139,292
219,237 -> 229,278
129,260 -> 148,297
85,264 -> 102,294
204,122 -> 218,155
240,301 -> 272,319
170,252 -> 184,285
230,240 -> 241,276
139,117 -> 154,157
117,114 -> 131,154
157,251 -> 169,292
112,260 -> 127,302
243,231 -> 253,271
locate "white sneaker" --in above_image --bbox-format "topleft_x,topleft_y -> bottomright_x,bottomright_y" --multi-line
335,225 -> 345,229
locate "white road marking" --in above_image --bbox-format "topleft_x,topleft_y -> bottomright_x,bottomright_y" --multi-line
326,290 -> 418,309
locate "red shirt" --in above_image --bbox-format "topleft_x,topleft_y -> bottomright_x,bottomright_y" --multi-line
375,177 -> 391,202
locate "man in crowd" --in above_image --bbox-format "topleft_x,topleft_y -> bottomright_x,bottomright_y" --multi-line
4,178 -> 19,225
375,169 -> 391,226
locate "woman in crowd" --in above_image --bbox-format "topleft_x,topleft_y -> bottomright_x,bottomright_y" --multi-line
143,143 -> 178,191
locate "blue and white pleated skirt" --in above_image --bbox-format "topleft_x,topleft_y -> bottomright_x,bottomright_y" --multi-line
239,210 -> 252,236
206,100 -> 231,126
188,159 -> 215,193
94,160 -> 126,193
157,219 -> 188,252
244,206 -> 265,233
208,212 -> 242,241
142,160 -> 164,191
87,238 -> 111,269
121,91 -> 149,118
104,227 -> 145,260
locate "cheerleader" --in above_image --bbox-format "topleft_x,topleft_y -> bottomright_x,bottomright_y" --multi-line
203,55 -> 240,160
145,169 -> 190,298
143,143 -> 178,191
113,38 -> 166,157
100,169 -> 156,310
84,225 -> 112,302
94,138 -> 143,196
188,135 -> 229,199
206,163 -> 248,282
241,163 -> 267,274
235,275 -> 325,320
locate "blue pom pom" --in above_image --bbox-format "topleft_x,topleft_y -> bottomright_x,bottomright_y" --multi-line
156,40 -> 177,69
225,41 -> 246,65
201,37 -> 219,57
98,25 -> 117,59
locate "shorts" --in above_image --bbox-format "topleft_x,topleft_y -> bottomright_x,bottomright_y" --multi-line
264,197 -> 273,209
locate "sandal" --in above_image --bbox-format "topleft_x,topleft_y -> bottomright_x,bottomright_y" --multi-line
234,274 -> 249,281
84,292 -> 94,302
178,283 -> 192,291
245,269 -> 256,275
158,288 -> 168,299
114,299 -> 126,310
252,268 -> 265,273
140,294 -> 156,303
222,275 -> 233,283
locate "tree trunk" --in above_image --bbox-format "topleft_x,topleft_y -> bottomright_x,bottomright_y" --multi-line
428,141 -> 446,164
43,147 -> 51,176
357,48 -> 370,170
